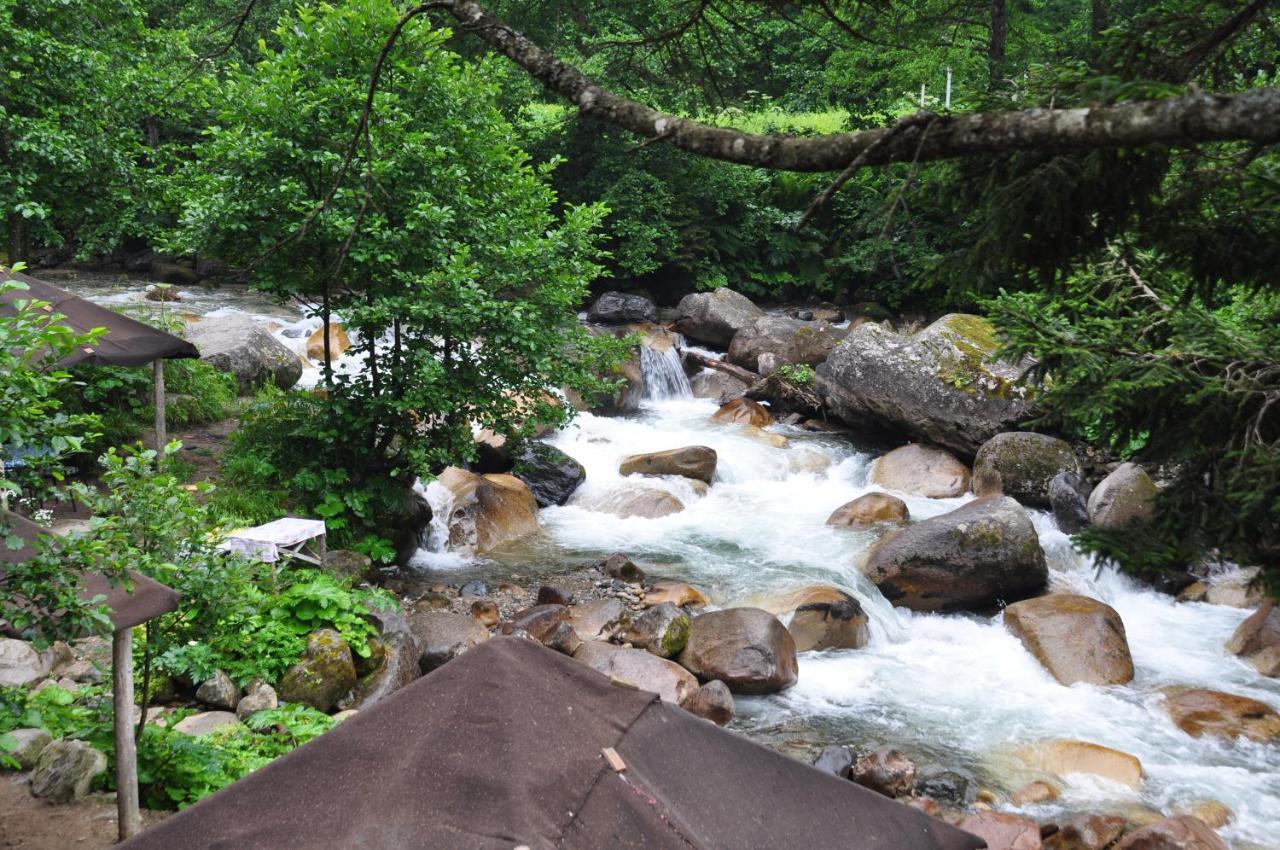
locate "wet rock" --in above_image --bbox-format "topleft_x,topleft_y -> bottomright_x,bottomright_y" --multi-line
677,608 -> 798,694
619,446 -> 717,484
1175,800 -> 1233,830
305,322 -> 351,362
588,291 -> 657,324
1013,740 -> 1144,788
1224,601 -> 1280,674
502,605 -> 571,644
681,680 -> 734,725
691,370 -> 750,404
144,283 -> 181,302
972,432 -> 1082,508
1011,780 -> 1060,806
29,740 -> 107,803
851,747 -> 916,798
826,493 -> 909,528
278,629 -> 358,712
173,711 -> 240,736
1202,566 -> 1266,609
235,684 -> 278,720
1003,594 -> 1135,686
573,641 -> 699,706
863,496 -> 1048,613
1049,472 -> 1092,534
710,398 -> 774,428
542,621 -> 583,656
674,288 -> 765,347
4,728 -> 52,769
757,585 -> 869,652
728,316 -> 848,370
437,468 -> 540,555
956,811 -> 1042,850
915,768 -> 971,805
345,631 -> 419,709
1087,463 -> 1158,529
869,443 -> 971,499
1113,815 -> 1227,850
601,553 -> 645,582
512,442 -> 586,507
196,669 -> 243,710
409,611 -> 489,673
1160,687 -> 1280,742
568,599 -> 632,641
644,581 -> 710,609
322,549 -> 375,583
622,603 -> 691,658
185,314 -> 302,393
580,485 -> 685,519
459,579 -> 488,597
536,586 -> 574,606
812,745 -> 853,778
470,600 -> 500,628
816,314 -> 1036,456
0,638 -> 48,688
1043,815 -> 1126,850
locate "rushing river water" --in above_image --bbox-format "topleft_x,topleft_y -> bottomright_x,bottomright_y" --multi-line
56,274 -> 1279,846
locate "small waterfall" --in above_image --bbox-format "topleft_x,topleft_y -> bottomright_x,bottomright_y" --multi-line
639,337 -> 693,400
407,478 -> 472,570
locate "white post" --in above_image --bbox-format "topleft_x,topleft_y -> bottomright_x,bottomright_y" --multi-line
113,628 -> 141,840
945,67 -> 953,110
920,83 -> 926,109
153,360 -> 166,452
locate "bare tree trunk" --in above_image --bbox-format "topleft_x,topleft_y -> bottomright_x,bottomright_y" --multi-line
988,0 -> 1008,88
113,628 -> 141,841
434,0 -> 1280,173
321,287 -> 333,387
1091,0 -> 1109,40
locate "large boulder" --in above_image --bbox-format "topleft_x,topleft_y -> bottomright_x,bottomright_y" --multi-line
588,291 -> 657,324
568,599 -> 632,641
755,585 -> 870,652
1049,471 -> 1092,534
29,739 -> 107,803
955,812 -> 1042,850
344,630 -> 420,709
972,432 -> 1082,507
1003,594 -> 1134,686
710,398 -> 773,428
619,446 -> 716,484
815,314 -> 1035,456
1012,740 -> 1144,788
690,370 -> 749,404
1113,816 -> 1228,850
677,608 -> 798,694
576,485 -> 685,519
1225,601 -> 1280,676
185,314 -> 302,393
1087,463 -> 1158,529
826,493 -> 909,527
727,316 -> 848,370
408,611 -> 489,672
437,467 -> 540,555
512,442 -> 585,507
0,638 -> 48,688
869,443 -> 971,498
674,288 -> 764,348
573,641 -> 699,707
195,669 -> 242,710
682,680 -> 735,726
863,496 -> 1048,613
1160,687 -> 1280,742
278,629 -> 358,712
852,747 -> 917,798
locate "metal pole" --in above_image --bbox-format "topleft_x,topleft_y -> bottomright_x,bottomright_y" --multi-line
945,67 -> 953,110
153,360 -> 166,452
920,83 -> 926,109
113,627 -> 141,840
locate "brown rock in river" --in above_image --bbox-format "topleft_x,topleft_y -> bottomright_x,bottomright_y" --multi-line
619,446 -> 717,483
437,467 -> 539,555
710,397 -> 774,427
1225,601 -> 1280,676
305,322 -> 351,361
851,746 -> 916,798
644,581 -> 710,609
1043,815 -> 1126,850
682,680 -> 735,726
972,432 -> 1082,508
567,599 -> 631,641
1113,815 -> 1228,850
870,443 -> 971,499
956,811 -> 1042,850
573,641 -> 699,707
1087,462 -> 1158,529
826,492 -> 909,527
677,608 -> 798,694
1013,740 -> 1144,788
1003,594 -> 1135,686
753,585 -> 869,652
1160,687 -> 1280,742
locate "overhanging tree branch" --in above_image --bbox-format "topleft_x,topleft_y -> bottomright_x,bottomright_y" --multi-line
437,0 -> 1280,173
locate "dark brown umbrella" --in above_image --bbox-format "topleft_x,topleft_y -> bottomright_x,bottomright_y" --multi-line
0,267 -> 198,367
121,637 -> 985,850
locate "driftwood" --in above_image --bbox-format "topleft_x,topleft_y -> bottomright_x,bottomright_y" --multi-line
684,350 -> 759,386
746,372 -> 825,418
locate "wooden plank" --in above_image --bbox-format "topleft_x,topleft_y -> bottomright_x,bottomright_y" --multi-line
601,747 -> 627,772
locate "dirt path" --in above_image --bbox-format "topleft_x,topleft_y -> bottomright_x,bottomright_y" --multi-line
0,773 -> 165,849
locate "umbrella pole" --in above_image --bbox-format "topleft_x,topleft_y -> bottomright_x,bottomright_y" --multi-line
113,627 -> 142,840
153,360 -> 166,452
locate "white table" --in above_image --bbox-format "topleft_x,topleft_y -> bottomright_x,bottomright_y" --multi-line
220,517 -> 327,565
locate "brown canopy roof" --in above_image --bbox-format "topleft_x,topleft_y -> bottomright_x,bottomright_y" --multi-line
121,637 -> 985,850
0,267 -> 199,367
0,511 -> 179,631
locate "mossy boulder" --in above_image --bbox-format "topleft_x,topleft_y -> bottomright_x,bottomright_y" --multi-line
972,432 -> 1082,508
622,603 -> 691,658
278,628 -> 357,712
862,496 -> 1047,613
727,315 -> 848,370
816,314 -> 1035,456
